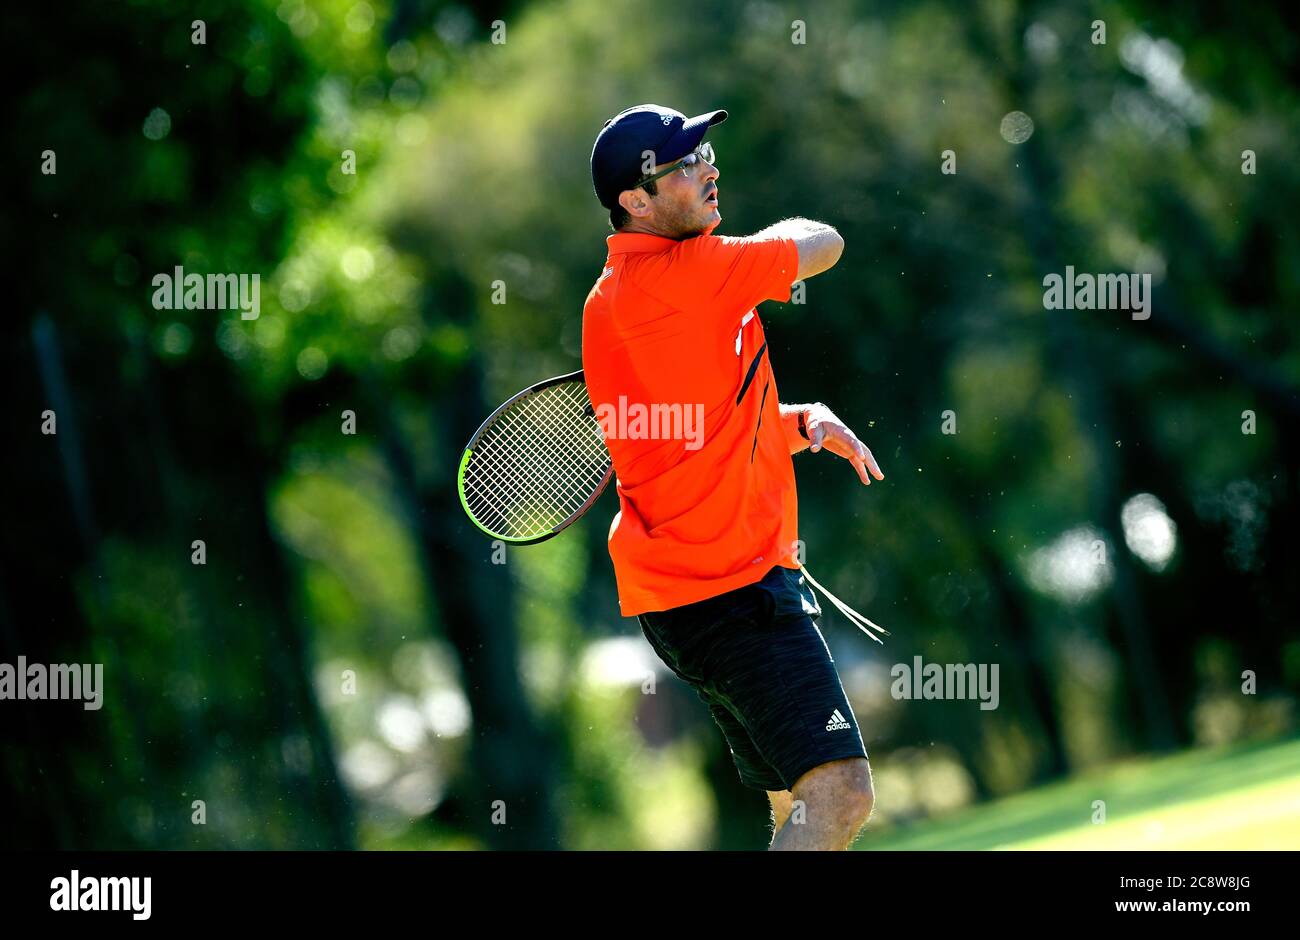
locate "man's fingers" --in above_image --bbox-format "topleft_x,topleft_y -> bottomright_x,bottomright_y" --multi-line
807,422 -> 885,484
861,445 -> 884,480
851,454 -> 871,485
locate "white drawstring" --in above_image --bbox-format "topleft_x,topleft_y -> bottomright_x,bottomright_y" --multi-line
799,564 -> 890,645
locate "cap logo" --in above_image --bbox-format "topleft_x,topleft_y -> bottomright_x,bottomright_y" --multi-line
661,114 -> 673,125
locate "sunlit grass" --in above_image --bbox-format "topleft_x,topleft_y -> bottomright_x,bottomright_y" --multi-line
861,737 -> 1300,851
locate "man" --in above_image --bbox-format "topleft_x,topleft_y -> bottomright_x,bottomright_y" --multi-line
582,104 -> 885,850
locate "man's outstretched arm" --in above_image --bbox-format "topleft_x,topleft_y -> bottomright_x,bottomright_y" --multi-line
749,217 -> 844,281
780,402 -> 885,485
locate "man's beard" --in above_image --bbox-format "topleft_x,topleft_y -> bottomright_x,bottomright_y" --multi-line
662,199 -> 716,240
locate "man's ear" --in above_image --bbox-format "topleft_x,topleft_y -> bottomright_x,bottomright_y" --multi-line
618,188 -> 651,220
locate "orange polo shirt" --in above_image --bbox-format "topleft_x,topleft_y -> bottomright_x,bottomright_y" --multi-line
581,231 -> 801,616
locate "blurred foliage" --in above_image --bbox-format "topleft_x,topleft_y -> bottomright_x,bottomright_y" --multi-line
3,0 -> 1298,850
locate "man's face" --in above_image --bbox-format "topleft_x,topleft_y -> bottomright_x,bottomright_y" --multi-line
625,146 -> 721,239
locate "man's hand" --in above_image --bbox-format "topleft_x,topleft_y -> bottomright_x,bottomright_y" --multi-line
803,403 -> 885,485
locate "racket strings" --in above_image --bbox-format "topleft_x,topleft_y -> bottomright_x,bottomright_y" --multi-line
475,397 -> 595,525
463,381 -> 611,539
468,410 -> 575,534
470,406 -> 573,524
479,387 -> 604,515
481,394 -> 607,534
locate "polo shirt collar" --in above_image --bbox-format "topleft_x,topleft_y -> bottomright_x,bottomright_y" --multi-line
606,232 -> 678,255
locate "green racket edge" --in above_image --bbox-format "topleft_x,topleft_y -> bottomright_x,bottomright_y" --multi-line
457,446 -> 567,545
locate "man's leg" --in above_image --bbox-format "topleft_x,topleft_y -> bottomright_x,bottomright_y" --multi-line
769,757 -> 874,851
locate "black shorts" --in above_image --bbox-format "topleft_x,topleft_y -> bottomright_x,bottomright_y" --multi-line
637,565 -> 868,792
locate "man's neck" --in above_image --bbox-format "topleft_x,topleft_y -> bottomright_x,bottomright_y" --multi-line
618,220 -> 712,241
619,219 -> 676,239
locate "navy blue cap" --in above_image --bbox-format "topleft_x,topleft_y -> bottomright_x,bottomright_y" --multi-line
591,104 -> 727,209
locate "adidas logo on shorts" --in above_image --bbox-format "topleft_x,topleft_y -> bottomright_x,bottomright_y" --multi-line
825,709 -> 851,731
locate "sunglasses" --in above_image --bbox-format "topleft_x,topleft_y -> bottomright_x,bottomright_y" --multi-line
633,141 -> 716,189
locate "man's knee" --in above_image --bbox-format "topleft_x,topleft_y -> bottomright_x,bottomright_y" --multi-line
793,758 -> 874,824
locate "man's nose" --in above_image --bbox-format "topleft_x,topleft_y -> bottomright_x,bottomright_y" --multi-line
702,160 -> 719,184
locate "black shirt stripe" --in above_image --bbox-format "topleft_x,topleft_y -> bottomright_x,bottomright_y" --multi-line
735,341 -> 768,406
750,379 -> 771,462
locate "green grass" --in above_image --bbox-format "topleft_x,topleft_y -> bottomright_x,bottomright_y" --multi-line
861,737 -> 1300,850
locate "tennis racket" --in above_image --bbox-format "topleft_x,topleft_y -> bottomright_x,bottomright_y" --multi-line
457,369 -> 613,544
456,369 -> 891,642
